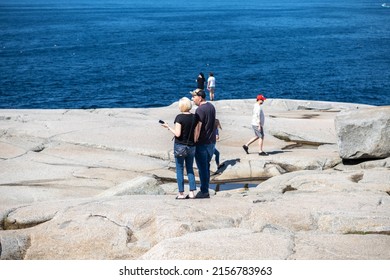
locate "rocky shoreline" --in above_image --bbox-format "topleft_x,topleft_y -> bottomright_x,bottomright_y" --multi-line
0,99 -> 389,259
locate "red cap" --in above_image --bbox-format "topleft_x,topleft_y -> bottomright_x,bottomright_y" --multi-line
256,94 -> 266,101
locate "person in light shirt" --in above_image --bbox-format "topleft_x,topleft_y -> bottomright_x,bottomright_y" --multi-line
207,72 -> 216,101
242,94 -> 268,156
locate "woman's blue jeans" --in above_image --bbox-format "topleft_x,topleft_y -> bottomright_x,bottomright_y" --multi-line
195,143 -> 215,194
174,143 -> 196,193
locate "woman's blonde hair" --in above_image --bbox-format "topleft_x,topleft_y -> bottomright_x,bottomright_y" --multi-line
178,97 -> 192,112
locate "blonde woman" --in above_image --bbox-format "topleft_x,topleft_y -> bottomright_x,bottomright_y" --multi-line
161,97 -> 198,199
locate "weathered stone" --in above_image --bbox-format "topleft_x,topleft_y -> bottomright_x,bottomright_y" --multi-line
335,106 -> 390,159
0,100 -> 389,260
0,233 -> 30,260
141,228 -> 293,260
292,233 -> 390,260
97,175 -> 165,197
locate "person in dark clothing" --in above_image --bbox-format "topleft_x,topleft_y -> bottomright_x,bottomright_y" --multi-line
213,118 -> 224,169
161,97 -> 198,199
196,72 -> 206,90
191,89 -> 216,198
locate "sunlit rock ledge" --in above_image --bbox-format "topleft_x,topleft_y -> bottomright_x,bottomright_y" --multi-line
0,99 -> 389,260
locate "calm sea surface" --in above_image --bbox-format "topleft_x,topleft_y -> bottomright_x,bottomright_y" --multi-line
1,0 -> 389,108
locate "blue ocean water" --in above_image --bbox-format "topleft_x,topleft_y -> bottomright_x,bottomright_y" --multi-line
1,0 -> 389,109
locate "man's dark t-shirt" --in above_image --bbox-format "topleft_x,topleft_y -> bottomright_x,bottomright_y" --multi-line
195,102 -> 216,145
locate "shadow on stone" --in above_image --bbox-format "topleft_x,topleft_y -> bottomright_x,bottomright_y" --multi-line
282,185 -> 297,194
213,158 -> 240,174
211,182 -> 259,192
342,158 -> 387,165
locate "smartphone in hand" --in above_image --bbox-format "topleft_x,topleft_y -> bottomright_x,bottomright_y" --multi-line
159,120 -> 165,124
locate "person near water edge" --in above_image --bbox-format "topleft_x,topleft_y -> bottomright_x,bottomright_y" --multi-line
207,72 -> 216,101
196,72 -> 206,90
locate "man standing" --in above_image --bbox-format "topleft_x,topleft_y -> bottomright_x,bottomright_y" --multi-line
242,94 -> 268,156
207,72 -> 216,101
191,89 -> 216,198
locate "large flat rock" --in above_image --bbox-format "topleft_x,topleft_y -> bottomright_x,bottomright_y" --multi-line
1,99 -> 389,260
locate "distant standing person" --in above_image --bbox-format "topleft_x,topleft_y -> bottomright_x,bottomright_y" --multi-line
207,72 -> 216,101
191,88 -> 216,198
161,97 -> 198,199
196,72 -> 206,90
242,94 -> 268,156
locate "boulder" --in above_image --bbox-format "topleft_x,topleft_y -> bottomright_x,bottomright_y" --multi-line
335,106 -> 390,159
0,233 -> 30,260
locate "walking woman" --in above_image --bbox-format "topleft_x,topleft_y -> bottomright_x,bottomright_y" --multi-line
161,97 -> 198,199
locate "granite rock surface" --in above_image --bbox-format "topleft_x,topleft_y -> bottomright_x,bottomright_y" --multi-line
0,99 -> 389,260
